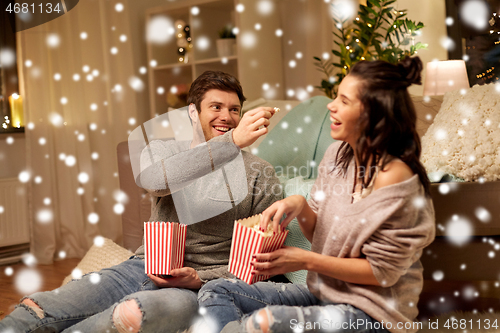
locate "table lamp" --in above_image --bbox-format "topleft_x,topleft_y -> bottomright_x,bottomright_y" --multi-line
423,60 -> 470,96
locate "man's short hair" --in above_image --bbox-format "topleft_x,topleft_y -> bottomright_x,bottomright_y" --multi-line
187,71 -> 246,113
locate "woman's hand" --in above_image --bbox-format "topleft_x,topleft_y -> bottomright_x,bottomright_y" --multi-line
251,246 -> 309,276
147,267 -> 202,289
260,195 -> 306,233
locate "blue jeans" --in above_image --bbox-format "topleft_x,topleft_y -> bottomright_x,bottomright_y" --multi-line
198,278 -> 390,333
0,256 -> 198,333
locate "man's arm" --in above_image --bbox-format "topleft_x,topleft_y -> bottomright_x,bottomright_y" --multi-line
137,134 -> 239,197
137,107 -> 277,197
248,159 -> 283,216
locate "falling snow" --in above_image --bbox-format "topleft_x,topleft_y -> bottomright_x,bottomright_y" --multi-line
88,213 -> 99,224
147,16 -> 175,44
445,215 -> 473,246
460,1 -> 489,30
15,269 -> 42,294
313,190 -> 325,202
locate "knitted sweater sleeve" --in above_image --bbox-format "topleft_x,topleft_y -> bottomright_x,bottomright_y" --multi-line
360,195 -> 436,287
137,130 -> 240,197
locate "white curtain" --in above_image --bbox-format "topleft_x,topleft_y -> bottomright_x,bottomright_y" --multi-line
17,0 -> 142,264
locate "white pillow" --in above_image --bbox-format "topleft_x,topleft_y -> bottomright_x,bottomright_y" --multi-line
61,238 -> 134,285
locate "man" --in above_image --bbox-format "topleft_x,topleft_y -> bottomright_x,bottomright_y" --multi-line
0,71 -> 282,333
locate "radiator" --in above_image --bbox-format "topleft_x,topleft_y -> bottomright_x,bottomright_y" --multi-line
0,178 -> 30,264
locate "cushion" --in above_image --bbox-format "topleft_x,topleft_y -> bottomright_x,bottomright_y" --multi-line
254,96 -> 335,180
61,237 -> 134,285
421,83 -> 500,181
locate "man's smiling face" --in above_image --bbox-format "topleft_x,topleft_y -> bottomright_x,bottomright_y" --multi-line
198,89 -> 242,141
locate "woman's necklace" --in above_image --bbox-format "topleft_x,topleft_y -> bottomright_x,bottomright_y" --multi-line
351,160 -> 363,203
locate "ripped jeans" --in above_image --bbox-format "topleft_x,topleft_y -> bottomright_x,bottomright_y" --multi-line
198,278 -> 390,333
0,256 -> 198,333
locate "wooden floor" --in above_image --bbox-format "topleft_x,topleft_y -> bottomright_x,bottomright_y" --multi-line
1,259 -> 499,323
0,258 -> 80,320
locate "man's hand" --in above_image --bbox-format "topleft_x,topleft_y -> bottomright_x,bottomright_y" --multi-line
232,107 -> 276,149
147,267 -> 203,289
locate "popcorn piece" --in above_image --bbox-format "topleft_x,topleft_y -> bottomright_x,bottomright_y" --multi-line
251,219 -> 274,236
273,107 -> 280,113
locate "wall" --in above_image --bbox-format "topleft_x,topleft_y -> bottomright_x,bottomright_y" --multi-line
123,0 -> 171,124
278,0 -> 335,101
277,0 -> 449,98
237,0 -> 285,101
396,0 -> 449,96
120,0 -> 449,105
125,0 -> 286,105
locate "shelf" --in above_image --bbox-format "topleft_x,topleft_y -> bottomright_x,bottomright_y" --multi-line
145,0 -> 285,118
194,57 -> 238,78
0,127 -> 25,135
153,62 -> 192,71
152,55 -> 237,71
146,0 -> 240,118
195,55 -> 237,65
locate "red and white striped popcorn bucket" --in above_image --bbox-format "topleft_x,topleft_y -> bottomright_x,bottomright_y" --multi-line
228,214 -> 289,284
144,222 -> 187,275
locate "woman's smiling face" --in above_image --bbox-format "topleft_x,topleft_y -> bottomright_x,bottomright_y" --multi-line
327,75 -> 364,147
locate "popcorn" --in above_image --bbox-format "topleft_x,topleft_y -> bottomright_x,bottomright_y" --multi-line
273,107 -> 280,113
251,220 -> 274,236
228,214 -> 289,284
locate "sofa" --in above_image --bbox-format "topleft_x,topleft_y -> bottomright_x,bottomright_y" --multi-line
110,94 -> 500,320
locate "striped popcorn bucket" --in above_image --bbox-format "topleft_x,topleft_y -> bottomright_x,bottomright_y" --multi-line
228,214 -> 289,284
144,222 -> 187,275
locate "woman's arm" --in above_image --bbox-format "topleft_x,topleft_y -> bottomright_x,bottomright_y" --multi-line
252,247 -> 380,286
306,252 -> 380,286
295,199 -> 317,243
260,195 -> 317,242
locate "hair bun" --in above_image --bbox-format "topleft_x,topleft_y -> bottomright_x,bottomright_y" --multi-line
398,56 -> 423,86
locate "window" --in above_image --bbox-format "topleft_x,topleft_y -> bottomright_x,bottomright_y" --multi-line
0,8 -> 23,131
446,0 -> 500,86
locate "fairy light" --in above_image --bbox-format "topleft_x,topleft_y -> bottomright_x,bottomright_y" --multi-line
469,12 -> 499,82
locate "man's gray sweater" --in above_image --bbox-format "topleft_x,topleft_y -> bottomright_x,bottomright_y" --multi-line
135,130 -> 282,281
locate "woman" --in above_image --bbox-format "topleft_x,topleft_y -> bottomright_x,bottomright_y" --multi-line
198,57 -> 435,333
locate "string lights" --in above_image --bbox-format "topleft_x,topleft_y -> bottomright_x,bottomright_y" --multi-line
175,20 -> 193,63
467,9 -> 499,84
